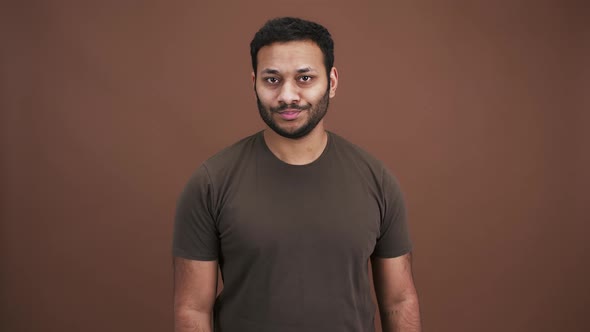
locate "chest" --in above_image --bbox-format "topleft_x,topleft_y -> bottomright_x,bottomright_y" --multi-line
215,167 -> 382,261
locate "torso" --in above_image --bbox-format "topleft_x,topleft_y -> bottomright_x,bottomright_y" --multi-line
204,131 -> 393,331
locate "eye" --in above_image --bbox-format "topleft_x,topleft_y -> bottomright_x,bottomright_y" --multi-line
299,75 -> 313,82
264,77 -> 280,84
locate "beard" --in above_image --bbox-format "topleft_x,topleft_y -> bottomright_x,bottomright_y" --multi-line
256,84 -> 330,140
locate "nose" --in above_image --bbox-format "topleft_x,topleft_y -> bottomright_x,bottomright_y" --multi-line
277,81 -> 300,105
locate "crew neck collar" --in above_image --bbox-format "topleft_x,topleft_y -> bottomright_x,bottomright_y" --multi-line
257,130 -> 333,168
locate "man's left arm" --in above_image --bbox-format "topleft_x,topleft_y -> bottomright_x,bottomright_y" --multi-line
371,252 -> 422,332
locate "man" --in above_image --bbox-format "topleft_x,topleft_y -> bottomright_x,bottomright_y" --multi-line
173,17 -> 421,332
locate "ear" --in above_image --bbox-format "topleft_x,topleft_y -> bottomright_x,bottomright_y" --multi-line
252,72 -> 257,99
329,67 -> 338,98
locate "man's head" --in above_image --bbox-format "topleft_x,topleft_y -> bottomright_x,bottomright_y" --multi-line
251,17 -> 338,139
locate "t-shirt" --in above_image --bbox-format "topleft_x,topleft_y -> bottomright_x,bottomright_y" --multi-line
173,130 -> 413,332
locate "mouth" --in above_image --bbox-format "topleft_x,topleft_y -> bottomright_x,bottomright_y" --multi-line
277,109 -> 303,120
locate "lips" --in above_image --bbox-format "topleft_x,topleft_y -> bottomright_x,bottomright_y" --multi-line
277,110 -> 301,120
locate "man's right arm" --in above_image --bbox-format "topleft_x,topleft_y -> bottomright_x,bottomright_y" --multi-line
173,257 -> 218,332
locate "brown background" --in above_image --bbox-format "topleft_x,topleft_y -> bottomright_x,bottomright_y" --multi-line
1,0 -> 588,331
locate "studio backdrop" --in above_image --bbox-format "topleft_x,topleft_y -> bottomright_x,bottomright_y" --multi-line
1,1 -> 588,331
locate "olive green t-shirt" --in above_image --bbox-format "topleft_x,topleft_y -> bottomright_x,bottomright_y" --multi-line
173,131 -> 412,332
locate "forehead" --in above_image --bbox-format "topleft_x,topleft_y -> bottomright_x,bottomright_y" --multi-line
257,40 -> 325,73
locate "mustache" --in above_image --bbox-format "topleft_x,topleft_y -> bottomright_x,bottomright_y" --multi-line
270,103 -> 312,113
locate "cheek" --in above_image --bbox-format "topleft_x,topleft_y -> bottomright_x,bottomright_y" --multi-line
255,86 -> 277,102
303,88 -> 327,103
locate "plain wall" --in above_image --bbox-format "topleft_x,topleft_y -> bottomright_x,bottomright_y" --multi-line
1,0 -> 588,331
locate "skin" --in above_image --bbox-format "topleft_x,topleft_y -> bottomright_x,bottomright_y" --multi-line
372,253 -> 422,331
173,258 -> 217,332
174,40 -> 421,331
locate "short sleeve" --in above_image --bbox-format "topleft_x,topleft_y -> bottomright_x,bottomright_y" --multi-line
371,168 -> 413,258
172,164 -> 219,261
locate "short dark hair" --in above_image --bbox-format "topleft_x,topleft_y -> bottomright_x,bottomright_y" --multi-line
250,17 -> 334,76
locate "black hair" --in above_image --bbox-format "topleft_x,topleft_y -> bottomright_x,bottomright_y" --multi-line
250,17 -> 334,76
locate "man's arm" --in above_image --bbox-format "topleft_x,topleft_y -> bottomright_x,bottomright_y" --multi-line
371,252 -> 421,332
173,257 -> 218,332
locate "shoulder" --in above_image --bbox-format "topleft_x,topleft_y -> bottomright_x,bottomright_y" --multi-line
201,131 -> 261,173
329,131 -> 387,173
183,132 -> 261,188
328,131 -> 404,191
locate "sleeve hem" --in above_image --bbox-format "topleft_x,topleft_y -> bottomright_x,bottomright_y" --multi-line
173,248 -> 218,261
370,245 -> 413,259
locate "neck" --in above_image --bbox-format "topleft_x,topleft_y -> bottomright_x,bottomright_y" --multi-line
263,123 -> 328,166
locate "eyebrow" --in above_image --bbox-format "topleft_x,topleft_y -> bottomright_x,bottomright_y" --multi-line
296,67 -> 315,73
261,68 -> 280,75
260,67 -> 317,75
